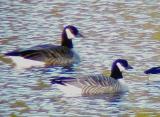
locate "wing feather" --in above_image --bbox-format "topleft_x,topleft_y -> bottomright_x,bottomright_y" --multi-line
5,44 -> 74,65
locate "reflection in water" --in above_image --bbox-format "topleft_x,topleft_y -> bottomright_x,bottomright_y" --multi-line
85,93 -> 126,103
0,0 -> 160,117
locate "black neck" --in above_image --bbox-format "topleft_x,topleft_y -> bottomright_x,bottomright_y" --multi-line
110,66 -> 123,80
61,30 -> 73,48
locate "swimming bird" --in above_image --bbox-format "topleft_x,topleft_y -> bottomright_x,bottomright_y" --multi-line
4,25 -> 84,68
50,59 -> 133,97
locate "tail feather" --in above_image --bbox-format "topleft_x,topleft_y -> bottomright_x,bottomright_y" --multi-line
50,77 -> 76,85
5,51 -> 21,56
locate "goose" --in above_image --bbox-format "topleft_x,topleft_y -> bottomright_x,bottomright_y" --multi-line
50,59 -> 133,97
4,25 -> 84,68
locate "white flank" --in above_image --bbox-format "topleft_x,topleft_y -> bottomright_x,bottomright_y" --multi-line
8,56 -> 45,69
117,63 -> 126,72
118,79 -> 128,92
56,84 -> 82,97
66,29 -> 75,39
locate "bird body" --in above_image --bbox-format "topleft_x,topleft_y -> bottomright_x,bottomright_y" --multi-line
51,59 -> 133,97
4,25 -> 83,68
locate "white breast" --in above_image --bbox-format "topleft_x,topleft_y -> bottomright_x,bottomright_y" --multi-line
71,49 -> 80,63
118,79 -> 129,92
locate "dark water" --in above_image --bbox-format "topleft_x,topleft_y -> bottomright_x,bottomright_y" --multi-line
0,0 -> 160,116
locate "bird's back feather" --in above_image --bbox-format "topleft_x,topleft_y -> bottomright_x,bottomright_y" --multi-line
5,44 -> 78,67
51,74 -> 127,96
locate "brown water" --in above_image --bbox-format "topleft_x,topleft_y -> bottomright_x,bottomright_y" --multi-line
0,0 -> 160,117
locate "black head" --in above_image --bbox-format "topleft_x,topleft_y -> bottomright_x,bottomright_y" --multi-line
61,25 -> 83,48
110,59 -> 133,79
144,66 -> 160,74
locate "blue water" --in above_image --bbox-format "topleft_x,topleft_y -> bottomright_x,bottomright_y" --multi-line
0,0 -> 160,116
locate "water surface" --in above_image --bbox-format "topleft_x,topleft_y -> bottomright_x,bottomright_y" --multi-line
0,0 -> 160,116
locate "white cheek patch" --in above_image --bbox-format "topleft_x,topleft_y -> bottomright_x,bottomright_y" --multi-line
66,29 -> 75,39
117,63 -> 126,72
